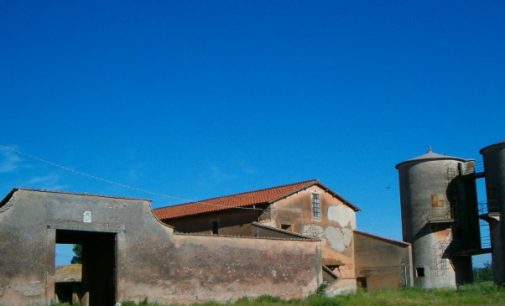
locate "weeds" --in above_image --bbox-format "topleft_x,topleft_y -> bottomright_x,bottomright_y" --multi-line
49,282 -> 505,306
122,299 -> 165,306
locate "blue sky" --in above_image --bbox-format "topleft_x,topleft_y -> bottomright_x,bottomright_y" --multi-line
1,1 -> 503,266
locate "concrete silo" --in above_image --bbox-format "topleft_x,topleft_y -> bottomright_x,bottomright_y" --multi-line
396,148 -> 480,288
480,141 -> 505,284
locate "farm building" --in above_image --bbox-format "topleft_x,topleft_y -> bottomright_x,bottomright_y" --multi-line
0,179 -> 413,306
4,138 -> 505,305
354,230 -> 413,290
0,189 -> 321,306
154,179 -> 413,294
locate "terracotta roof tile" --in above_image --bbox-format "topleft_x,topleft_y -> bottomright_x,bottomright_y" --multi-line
154,179 -> 359,220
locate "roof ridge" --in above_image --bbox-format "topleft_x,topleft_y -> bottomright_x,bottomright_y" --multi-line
354,230 -> 410,246
13,188 -> 151,202
154,179 -> 318,211
154,179 -> 359,220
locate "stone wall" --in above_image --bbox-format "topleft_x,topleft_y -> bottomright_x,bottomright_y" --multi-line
0,189 -> 321,306
263,185 -> 357,292
163,184 -> 359,295
354,230 -> 413,291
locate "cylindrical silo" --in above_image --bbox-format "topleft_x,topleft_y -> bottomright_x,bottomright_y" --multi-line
396,149 -> 478,288
480,140 -> 505,285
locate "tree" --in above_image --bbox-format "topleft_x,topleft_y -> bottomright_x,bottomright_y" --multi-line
71,244 -> 82,264
474,261 -> 492,282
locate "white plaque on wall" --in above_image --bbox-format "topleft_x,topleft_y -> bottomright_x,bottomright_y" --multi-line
83,211 -> 92,223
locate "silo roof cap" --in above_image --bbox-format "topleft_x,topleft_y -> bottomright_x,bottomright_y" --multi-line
479,140 -> 505,154
395,147 -> 466,169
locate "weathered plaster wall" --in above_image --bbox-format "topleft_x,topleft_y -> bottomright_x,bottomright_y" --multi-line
263,185 -> 357,291
166,207 -> 265,235
242,222 -> 315,240
121,234 -> 321,303
159,184 -> 358,295
397,158 -> 473,288
0,189 -> 321,306
354,231 -> 413,291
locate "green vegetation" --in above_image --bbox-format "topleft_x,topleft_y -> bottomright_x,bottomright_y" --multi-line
122,299 -> 165,306
112,282 -> 505,306
71,244 -> 82,264
473,261 -> 492,282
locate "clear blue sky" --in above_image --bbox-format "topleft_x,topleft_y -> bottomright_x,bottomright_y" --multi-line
1,1 -> 503,266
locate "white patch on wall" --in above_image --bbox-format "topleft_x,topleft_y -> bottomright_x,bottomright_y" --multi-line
327,205 -> 356,229
83,211 -> 92,223
303,224 -> 324,238
324,227 -> 353,252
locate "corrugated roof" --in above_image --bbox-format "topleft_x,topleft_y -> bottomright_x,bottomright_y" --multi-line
154,179 -> 359,220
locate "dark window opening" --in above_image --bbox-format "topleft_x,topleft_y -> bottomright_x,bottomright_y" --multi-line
281,224 -> 292,231
431,194 -> 445,208
416,267 -> 425,277
211,221 -> 219,235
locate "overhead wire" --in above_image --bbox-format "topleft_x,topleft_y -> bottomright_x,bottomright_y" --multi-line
0,145 -> 262,212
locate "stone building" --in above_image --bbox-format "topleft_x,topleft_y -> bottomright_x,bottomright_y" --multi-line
354,230 -> 413,290
0,180 -> 414,305
154,179 -> 412,294
0,189 -> 321,306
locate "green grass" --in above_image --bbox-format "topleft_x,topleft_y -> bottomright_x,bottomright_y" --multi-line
50,282 -> 505,306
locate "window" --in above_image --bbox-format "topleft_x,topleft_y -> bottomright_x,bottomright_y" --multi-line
211,221 -> 219,235
431,194 -> 446,208
416,267 -> 425,277
281,224 -> 292,231
312,193 -> 321,219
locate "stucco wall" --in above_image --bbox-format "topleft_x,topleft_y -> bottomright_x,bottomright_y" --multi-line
0,189 -> 321,306
159,184 -> 358,295
166,207 -> 266,235
123,234 -> 321,303
264,186 -> 356,286
354,231 -> 413,291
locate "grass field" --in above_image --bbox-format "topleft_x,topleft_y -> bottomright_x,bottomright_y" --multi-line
51,281 -> 501,306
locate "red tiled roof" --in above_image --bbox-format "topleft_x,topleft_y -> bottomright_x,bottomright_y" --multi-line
154,179 -> 359,220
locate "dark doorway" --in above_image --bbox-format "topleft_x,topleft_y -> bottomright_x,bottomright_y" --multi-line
56,230 -> 116,306
211,221 -> 219,235
357,276 -> 368,289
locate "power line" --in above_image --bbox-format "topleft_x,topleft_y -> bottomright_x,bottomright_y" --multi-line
0,145 -> 262,212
